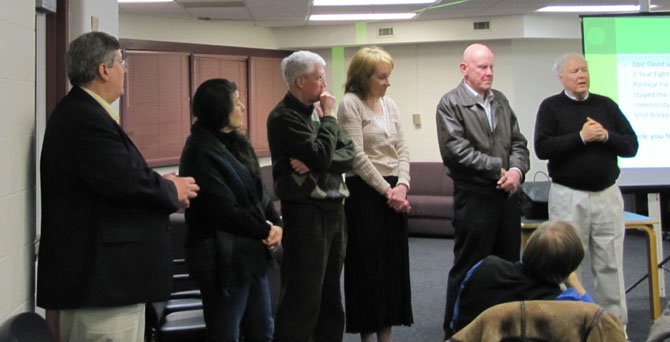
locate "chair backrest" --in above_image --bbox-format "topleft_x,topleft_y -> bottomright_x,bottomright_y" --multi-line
0,312 -> 54,342
169,212 -> 188,261
449,300 -> 626,342
408,162 -> 453,196
259,164 -> 277,201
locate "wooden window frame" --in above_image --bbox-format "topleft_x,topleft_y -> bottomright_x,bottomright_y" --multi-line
122,50 -> 191,167
120,39 -> 291,165
190,54 -> 249,133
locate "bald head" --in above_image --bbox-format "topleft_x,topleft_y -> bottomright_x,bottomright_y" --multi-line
462,43 -> 493,63
460,43 -> 495,96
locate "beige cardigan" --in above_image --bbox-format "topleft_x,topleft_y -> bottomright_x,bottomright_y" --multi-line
337,93 -> 410,194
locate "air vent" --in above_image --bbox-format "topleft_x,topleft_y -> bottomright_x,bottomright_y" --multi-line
473,21 -> 490,30
378,27 -> 394,37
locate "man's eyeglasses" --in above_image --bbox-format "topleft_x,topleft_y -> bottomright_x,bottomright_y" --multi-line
110,59 -> 128,69
304,74 -> 326,83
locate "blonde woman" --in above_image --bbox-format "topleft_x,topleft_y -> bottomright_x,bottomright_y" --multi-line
338,47 -> 413,342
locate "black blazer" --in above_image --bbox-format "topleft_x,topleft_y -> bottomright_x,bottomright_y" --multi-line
37,86 -> 179,309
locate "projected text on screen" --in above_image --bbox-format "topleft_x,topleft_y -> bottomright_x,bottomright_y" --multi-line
617,55 -> 670,168
583,15 -> 670,186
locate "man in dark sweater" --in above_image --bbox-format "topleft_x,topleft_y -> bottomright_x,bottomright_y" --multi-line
534,52 -> 638,328
267,50 -> 356,342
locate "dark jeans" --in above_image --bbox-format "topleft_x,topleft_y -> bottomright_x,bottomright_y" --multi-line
273,201 -> 347,342
193,268 -> 273,342
443,188 -> 521,338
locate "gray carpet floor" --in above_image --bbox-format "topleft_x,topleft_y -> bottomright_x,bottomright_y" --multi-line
342,231 -> 670,342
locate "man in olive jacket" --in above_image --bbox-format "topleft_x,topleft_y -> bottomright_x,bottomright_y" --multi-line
267,50 -> 355,342
37,31 -> 199,341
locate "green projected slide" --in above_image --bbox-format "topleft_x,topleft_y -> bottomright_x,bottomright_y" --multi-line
583,15 -> 670,186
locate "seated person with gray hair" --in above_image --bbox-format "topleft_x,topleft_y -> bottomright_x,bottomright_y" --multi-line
450,221 -> 594,333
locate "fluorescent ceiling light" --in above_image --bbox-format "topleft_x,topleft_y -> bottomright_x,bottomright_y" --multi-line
310,13 -> 417,21
537,5 -> 654,13
118,0 -> 173,3
314,0 -> 437,5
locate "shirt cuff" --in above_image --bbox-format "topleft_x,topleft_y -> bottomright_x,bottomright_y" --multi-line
509,167 -> 523,179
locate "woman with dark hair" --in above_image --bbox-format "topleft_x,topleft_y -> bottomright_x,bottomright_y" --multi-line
179,78 -> 283,341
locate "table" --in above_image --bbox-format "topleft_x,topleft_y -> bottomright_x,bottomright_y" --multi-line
521,212 -> 661,320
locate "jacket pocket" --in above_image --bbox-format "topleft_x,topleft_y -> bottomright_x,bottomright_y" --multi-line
99,218 -> 145,243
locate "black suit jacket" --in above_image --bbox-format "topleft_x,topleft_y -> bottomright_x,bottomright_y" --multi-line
37,86 -> 179,309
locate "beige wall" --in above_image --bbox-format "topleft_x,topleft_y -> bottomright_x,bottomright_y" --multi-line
0,0 -> 36,321
70,0 -> 119,41
119,13 -> 277,49
275,14 -> 580,49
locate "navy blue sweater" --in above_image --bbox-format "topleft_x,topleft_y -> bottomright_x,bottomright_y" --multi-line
534,92 -> 638,191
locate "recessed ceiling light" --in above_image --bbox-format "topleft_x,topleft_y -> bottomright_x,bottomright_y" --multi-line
118,0 -> 173,3
314,0 -> 437,5
310,13 -> 417,21
537,5 -> 654,13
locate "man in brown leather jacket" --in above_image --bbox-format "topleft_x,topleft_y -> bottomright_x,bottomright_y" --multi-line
435,43 -> 529,339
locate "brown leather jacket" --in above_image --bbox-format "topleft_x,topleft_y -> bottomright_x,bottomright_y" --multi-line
436,81 -> 529,192
449,300 -> 625,342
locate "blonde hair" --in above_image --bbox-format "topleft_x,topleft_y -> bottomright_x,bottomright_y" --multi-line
344,47 -> 394,99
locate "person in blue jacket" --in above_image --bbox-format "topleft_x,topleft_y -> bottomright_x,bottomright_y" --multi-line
451,220 -> 593,333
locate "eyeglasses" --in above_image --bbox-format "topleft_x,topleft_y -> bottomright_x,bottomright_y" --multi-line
109,58 -> 128,69
303,74 -> 326,83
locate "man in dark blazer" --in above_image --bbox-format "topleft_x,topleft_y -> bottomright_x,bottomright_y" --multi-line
37,31 -> 199,341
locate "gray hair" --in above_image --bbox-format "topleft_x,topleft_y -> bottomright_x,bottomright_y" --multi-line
66,31 -> 121,86
553,52 -> 586,77
281,50 -> 326,87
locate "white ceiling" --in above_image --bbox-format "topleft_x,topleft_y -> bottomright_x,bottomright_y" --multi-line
118,0 -> 670,27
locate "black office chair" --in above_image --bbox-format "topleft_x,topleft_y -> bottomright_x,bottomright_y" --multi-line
0,312 -> 54,342
145,212 -> 206,342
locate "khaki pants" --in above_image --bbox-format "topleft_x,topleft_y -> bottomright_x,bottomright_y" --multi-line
59,303 -> 145,342
549,183 -> 627,324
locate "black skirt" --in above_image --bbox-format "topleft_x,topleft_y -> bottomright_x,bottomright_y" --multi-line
344,176 -> 413,333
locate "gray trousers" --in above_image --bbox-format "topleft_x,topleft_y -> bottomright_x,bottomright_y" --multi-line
549,183 -> 627,325
647,301 -> 670,341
